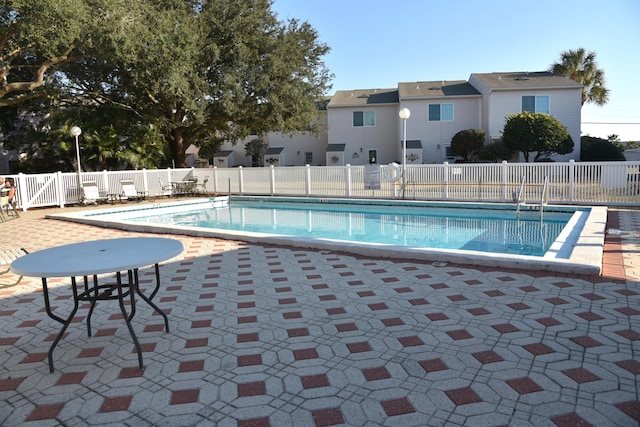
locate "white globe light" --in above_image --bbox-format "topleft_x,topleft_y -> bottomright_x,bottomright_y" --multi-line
399,108 -> 411,120
70,126 -> 82,137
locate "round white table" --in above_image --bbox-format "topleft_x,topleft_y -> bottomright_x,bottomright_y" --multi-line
12,237 -> 183,372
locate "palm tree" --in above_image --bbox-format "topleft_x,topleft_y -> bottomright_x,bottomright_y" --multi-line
550,48 -> 609,106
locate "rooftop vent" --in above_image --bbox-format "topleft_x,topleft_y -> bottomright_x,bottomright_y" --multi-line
357,94 -> 370,98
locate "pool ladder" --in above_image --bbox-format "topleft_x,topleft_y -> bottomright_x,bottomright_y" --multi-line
514,176 -> 526,219
515,176 -> 548,220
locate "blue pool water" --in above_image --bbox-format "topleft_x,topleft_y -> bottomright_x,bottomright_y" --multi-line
124,199 -> 575,257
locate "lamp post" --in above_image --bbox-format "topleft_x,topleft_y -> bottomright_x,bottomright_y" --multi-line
70,126 -> 82,190
398,107 -> 411,198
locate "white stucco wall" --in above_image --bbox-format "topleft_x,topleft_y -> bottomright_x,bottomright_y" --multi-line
485,88 -> 582,161
400,97 -> 481,163
267,130 -> 327,166
217,139 -> 253,167
327,104 -> 398,165
468,75 -> 492,135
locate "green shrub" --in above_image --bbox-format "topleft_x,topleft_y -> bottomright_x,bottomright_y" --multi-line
451,129 -> 486,161
479,141 -> 513,162
581,136 -> 625,161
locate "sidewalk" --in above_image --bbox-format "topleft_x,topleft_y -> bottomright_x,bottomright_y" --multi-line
0,206 -> 638,426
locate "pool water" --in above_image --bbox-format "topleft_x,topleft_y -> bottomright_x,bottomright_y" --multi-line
128,200 -> 572,257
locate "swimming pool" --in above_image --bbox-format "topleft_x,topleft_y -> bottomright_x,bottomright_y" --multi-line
48,196 -> 607,275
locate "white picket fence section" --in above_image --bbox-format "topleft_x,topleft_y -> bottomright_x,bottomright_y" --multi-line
7,160 -> 640,211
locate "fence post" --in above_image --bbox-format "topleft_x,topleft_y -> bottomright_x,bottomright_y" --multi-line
305,164 -> 311,196
569,160 -> 575,203
142,169 -> 149,194
56,171 -> 65,208
238,166 -> 244,195
502,160 -> 508,201
213,166 -> 218,194
269,165 -> 276,196
101,170 -> 109,194
443,162 -> 450,199
16,172 -> 27,211
345,164 -> 352,197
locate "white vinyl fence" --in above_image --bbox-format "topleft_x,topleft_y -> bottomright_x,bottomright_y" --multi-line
7,160 -> 640,211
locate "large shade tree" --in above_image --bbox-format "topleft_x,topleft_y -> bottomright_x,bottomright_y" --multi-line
1,0 -> 332,170
0,0 -> 88,107
0,0 -> 170,171
550,48 -> 609,106
76,0 -> 333,168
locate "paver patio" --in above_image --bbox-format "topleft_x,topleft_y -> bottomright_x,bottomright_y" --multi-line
0,205 -> 638,426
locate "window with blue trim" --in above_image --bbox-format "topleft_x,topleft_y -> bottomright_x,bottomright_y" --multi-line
353,111 -> 375,127
428,104 -> 453,121
522,96 -> 550,114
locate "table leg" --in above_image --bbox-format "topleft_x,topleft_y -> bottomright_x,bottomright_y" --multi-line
134,267 -> 169,332
43,277 -> 80,373
116,271 -> 144,369
84,275 -> 99,337
149,264 -> 161,300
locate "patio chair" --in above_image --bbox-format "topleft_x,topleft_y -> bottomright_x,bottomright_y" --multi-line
157,178 -> 175,197
120,179 -> 147,202
0,188 -> 19,219
197,176 -> 209,195
186,177 -> 198,196
0,248 -> 28,287
81,181 -> 107,205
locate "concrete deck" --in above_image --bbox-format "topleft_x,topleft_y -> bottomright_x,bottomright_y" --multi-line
0,205 -> 638,426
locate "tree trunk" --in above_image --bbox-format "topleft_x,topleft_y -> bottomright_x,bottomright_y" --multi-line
169,127 -> 187,168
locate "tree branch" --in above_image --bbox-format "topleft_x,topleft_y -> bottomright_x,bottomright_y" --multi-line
0,44 -> 75,102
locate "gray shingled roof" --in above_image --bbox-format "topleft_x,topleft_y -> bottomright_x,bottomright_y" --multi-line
315,97 -> 331,111
398,81 -> 480,98
328,89 -> 399,107
471,71 -> 583,89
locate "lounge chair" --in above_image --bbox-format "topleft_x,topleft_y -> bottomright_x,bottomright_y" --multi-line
0,248 -> 28,287
81,181 -> 107,204
120,179 -> 147,202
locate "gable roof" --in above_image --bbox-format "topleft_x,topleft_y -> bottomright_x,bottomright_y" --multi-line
471,71 -> 583,90
328,88 -> 399,107
398,80 -> 480,98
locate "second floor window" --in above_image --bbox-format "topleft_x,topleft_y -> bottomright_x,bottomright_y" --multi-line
353,111 -> 375,127
428,104 -> 453,121
522,95 -> 550,114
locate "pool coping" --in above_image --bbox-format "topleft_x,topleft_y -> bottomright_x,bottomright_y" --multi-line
46,196 -> 607,276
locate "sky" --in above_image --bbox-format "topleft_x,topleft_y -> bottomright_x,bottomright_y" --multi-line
272,0 -> 640,142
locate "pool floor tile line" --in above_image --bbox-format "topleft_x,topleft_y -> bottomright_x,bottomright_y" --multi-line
0,206 -> 639,426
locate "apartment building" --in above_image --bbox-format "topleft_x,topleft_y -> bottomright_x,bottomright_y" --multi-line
210,71 -> 583,167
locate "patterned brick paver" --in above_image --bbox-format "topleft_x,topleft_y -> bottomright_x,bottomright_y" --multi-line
0,206 -> 638,426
